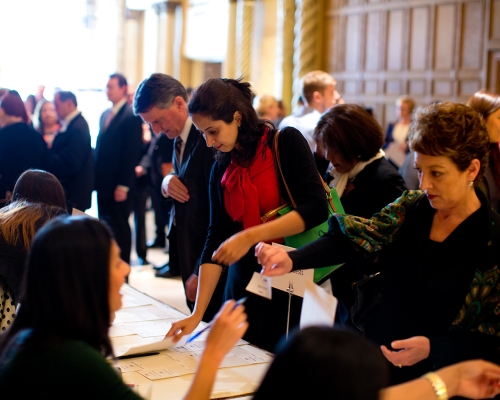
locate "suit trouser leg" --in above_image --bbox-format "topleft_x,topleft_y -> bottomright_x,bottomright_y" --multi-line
134,181 -> 149,259
167,224 -> 181,277
97,194 -> 133,264
148,186 -> 168,246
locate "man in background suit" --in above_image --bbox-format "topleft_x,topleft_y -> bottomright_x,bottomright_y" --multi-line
50,91 -> 93,211
134,73 -> 225,320
95,73 -> 143,264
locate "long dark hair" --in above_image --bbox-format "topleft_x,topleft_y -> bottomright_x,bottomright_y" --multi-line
188,78 -> 274,163
253,327 -> 389,400
0,217 -> 114,357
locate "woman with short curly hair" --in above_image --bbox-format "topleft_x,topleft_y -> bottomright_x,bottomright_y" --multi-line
257,102 -> 500,385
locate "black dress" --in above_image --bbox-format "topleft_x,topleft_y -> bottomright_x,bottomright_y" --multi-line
289,189 -> 500,383
200,127 -> 328,351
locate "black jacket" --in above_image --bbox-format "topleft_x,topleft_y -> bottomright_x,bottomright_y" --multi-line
94,103 -> 143,198
48,113 -> 93,210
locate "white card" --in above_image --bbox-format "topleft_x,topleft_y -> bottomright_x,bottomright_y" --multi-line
300,279 -> 338,329
245,272 -> 272,299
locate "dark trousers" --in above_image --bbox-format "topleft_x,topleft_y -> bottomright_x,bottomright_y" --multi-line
133,178 -> 149,259
149,185 -> 169,247
97,194 -> 133,264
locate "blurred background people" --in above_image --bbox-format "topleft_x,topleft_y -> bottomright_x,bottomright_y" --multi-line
467,90 -> 500,213
253,94 -> 280,126
0,90 -> 47,206
49,91 -> 93,211
94,73 -> 143,264
33,100 -> 61,148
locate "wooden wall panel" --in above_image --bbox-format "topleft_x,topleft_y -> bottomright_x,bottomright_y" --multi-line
490,0 -> 500,39
345,14 -> 362,71
409,7 -> 428,71
434,4 -> 456,70
365,12 -> 382,71
325,0 -> 491,129
387,10 -> 404,71
461,2 -> 484,69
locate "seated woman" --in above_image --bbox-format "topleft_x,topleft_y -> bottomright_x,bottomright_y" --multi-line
256,102 -> 500,384
0,170 -> 67,330
0,217 -> 248,399
253,326 -> 500,400
467,90 -> 500,213
315,104 -> 407,328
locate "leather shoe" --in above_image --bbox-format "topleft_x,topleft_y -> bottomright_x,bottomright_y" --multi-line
137,257 -> 150,266
147,238 -> 166,249
155,265 -> 176,278
152,262 -> 168,271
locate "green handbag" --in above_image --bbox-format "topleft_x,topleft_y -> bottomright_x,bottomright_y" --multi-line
260,130 -> 345,283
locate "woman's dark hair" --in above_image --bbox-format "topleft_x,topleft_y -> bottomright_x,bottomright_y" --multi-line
253,327 -> 389,400
0,90 -> 29,123
0,217 -> 114,357
314,104 -> 384,165
409,102 -> 490,184
188,78 -> 273,163
12,170 -> 67,210
467,90 -> 500,187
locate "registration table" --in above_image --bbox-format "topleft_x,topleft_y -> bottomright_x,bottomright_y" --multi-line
111,285 -> 271,399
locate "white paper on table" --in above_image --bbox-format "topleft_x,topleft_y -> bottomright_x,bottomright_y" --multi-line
300,279 -> 338,329
113,335 -> 188,357
246,272 -> 272,299
137,364 -> 195,380
115,360 -> 146,372
114,305 -> 183,324
384,142 -> 406,168
120,295 -> 153,309
113,319 -> 176,338
108,325 -> 134,338
270,243 -> 314,297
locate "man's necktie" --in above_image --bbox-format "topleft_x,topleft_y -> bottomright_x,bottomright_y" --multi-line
174,137 -> 183,172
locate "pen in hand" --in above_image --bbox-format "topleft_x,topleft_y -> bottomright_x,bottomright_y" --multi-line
186,297 -> 247,344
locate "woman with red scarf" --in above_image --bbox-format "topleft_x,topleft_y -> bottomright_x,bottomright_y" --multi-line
166,78 -> 328,351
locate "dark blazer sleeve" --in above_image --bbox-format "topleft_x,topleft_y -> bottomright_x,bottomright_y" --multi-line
48,116 -> 90,179
116,112 -> 143,189
276,127 -> 329,230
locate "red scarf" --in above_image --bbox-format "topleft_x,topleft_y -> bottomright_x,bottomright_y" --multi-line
221,129 -> 281,230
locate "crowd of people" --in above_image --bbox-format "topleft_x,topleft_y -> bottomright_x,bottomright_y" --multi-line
0,69 -> 499,399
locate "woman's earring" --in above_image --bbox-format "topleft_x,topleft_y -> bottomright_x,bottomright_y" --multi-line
469,181 -> 474,187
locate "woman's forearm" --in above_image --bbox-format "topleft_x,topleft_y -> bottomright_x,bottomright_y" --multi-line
243,210 -> 305,245
192,263 -> 223,318
183,354 -> 221,400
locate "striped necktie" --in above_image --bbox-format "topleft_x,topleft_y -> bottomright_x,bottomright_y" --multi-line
174,137 -> 183,173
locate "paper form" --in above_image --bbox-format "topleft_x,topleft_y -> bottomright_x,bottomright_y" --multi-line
114,305 -> 182,323
115,360 -> 146,372
137,364 -> 195,380
113,336 -> 189,357
300,279 -> 337,329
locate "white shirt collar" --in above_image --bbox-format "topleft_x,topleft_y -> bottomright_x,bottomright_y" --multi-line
64,109 -> 81,127
111,98 -> 127,116
179,118 -> 192,143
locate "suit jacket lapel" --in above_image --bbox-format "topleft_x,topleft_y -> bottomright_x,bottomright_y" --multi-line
178,125 -> 198,178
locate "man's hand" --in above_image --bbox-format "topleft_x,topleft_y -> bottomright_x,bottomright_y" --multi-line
135,165 -> 146,177
114,187 -> 128,202
381,336 -> 430,367
161,174 -> 190,202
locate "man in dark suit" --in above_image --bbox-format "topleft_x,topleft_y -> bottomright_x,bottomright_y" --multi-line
133,73 -> 225,320
50,91 -> 93,211
94,73 -> 143,264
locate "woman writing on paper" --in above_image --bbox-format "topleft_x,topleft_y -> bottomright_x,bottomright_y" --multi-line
167,78 -> 329,351
256,102 -> 500,383
0,217 -> 248,399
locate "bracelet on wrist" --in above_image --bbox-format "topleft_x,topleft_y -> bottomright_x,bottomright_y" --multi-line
423,372 -> 448,400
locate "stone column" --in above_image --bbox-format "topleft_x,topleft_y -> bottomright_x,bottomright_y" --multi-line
223,0 -> 238,78
292,0 -> 323,106
276,0 -> 295,113
235,0 -> 255,81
